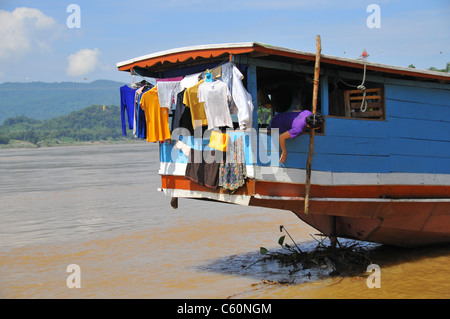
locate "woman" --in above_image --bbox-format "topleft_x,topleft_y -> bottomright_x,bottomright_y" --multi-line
270,110 -> 324,164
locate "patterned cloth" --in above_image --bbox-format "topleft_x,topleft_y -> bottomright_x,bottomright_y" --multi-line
257,105 -> 272,126
219,136 -> 247,192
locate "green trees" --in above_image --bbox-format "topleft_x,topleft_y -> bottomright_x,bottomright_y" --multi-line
0,134 -> 10,144
408,62 -> 449,72
428,62 -> 450,73
0,104 -> 130,145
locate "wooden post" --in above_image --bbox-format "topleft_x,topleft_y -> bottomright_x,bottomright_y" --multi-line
246,64 -> 258,131
304,35 -> 321,215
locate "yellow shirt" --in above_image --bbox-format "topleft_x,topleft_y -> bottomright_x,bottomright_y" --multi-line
140,86 -> 171,143
183,80 -> 208,129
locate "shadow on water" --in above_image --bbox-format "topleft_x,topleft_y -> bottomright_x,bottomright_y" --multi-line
365,242 -> 450,267
196,238 -> 450,287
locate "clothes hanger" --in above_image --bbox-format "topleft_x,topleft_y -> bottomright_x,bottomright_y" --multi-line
205,69 -> 213,82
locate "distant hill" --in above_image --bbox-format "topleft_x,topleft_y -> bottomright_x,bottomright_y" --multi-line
0,79 -> 125,123
0,104 -> 133,147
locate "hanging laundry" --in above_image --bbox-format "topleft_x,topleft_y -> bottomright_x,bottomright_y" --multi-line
139,86 -> 171,143
219,136 -> 247,192
230,66 -> 254,130
216,63 -> 254,130
134,86 -> 146,137
217,63 -> 233,92
156,81 -> 182,109
134,85 -> 152,139
133,87 -> 141,137
180,72 -> 201,89
209,130 -> 230,152
120,84 -> 137,135
197,80 -> 233,130
183,80 -> 208,129
172,89 -> 194,135
133,87 -> 142,137
184,148 -> 223,189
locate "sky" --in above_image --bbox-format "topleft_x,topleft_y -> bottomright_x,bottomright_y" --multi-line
0,0 -> 448,83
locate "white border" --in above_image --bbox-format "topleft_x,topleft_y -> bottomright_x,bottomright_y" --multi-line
161,188 -> 251,206
253,194 -> 450,203
159,162 -> 450,186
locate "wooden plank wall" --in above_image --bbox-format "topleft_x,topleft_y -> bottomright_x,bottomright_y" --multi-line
385,84 -> 450,174
277,118 -> 390,173
261,83 -> 449,175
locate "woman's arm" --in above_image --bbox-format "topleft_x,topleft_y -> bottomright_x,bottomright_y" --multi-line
279,131 -> 291,164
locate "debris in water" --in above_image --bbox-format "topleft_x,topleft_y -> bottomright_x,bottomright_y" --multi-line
247,226 -> 374,282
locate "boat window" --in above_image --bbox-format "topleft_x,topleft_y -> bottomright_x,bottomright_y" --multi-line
256,67 -> 323,132
328,77 -> 385,120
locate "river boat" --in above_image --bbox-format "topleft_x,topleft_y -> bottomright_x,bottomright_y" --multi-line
117,42 -> 450,247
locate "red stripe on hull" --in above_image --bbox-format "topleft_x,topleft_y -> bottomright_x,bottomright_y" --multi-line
255,180 -> 449,199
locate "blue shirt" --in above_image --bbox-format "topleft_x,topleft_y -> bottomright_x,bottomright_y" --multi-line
120,85 -> 137,135
136,87 -> 151,139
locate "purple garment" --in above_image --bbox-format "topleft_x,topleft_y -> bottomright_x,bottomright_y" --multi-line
269,110 -> 312,138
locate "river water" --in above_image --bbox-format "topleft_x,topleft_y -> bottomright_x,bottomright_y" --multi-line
0,143 -> 449,299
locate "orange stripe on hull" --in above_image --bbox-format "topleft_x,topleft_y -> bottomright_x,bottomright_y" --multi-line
255,180 -> 449,199
161,175 -> 255,196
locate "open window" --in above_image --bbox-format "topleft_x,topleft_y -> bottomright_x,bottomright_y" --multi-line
255,66 -> 324,133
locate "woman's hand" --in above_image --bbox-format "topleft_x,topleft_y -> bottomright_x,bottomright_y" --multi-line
280,150 -> 287,164
279,131 -> 291,165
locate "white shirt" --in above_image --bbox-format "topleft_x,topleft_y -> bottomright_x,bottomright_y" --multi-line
180,72 -> 201,89
231,66 -> 254,130
197,80 -> 233,130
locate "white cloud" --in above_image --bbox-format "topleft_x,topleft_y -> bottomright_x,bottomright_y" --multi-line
0,7 -> 59,60
67,48 -> 101,77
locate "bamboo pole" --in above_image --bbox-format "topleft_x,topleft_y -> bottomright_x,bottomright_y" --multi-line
304,35 -> 321,215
